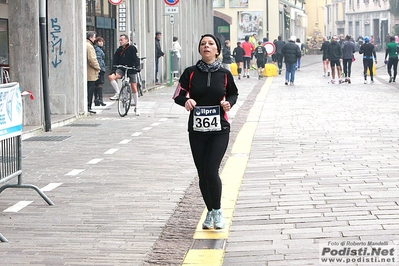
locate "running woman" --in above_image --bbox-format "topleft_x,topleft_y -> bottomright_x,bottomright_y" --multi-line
173,34 -> 239,230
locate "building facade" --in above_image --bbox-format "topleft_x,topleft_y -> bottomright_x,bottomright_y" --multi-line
1,0 -> 213,127
345,0 -> 393,49
213,0 -> 307,45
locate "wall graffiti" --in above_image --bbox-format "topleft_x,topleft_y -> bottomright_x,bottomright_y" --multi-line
50,18 -> 63,68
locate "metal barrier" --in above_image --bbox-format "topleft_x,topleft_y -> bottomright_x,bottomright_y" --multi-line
0,82 -> 54,242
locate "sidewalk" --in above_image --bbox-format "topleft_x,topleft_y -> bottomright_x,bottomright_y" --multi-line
1,52 -> 399,266
222,52 -> 399,265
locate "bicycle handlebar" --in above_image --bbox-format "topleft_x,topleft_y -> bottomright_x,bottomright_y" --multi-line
114,65 -> 134,70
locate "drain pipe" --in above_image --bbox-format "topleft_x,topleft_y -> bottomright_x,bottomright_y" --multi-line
39,0 -> 51,132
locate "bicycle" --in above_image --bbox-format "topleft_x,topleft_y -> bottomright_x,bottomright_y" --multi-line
115,65 -> 133,117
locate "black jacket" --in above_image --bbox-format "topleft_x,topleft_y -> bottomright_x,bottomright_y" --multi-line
155,38 -> 165,59
222,46 -> 232,64
281,41 -> 301,64
111,44 -> 139,74
274,40 -> 285,54
359,43 -> 376,59
173,64 -> 238,133
327,41 -> 343,61
233,46 -> 245,62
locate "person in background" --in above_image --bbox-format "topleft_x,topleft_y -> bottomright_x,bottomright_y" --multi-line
172,36 -> 182,79
86,31 -> 101,114
359,36 -> 377,84
274,36 -> 285,75
254,40 -> 267,79
281,35 -> 301,86
94,36 -> 106,106
241,35 -> 254,78
233,41 -> 245,80
249,33 -> 258,69
338,34 -> 345,46
341,34 -> 355,84
108,34 -> 141,115
384,36 -> 399,83
327,35 -> 344,84
173,34 -> 238,230
155,31 -> 165,85
295,38 -> 302,71
222,39 -> 232,71
320,36 -> 331,77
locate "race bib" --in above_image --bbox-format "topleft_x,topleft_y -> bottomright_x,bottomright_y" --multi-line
193,105 -> 221,132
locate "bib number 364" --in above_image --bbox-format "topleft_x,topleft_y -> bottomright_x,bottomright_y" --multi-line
193,105 -> 221,132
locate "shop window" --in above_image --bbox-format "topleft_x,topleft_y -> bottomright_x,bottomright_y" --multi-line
0,19 -> 9,65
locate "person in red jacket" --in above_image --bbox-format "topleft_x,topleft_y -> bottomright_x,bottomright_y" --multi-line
241,35 -> 254,78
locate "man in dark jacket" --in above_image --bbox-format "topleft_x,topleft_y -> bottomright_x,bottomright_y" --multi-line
327,35 -> 343,84
281,36 -> 301,86
320,37 -> 331,77
155,31 -> 165,84
274,36 -> 285,74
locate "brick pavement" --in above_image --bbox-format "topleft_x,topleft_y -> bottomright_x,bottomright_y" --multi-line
223,52 -> 399,265
2,51 -> 399,265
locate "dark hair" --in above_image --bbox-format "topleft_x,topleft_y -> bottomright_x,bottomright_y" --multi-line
390,36 -> 395,41
245,35 -> 249,41
198,34 -> 221,55
95,36 -> 104,44
156,31 -> 162,36
120,34 -> 129,41
173,37 -> 178,42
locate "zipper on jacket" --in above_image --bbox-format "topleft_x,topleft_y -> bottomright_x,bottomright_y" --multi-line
207,71 -> 211,86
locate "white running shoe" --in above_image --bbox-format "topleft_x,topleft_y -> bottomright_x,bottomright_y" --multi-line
134,108 -> 140,116
110,93 -> 119,100
213,209 -> 225,229
202,211 -> 214,229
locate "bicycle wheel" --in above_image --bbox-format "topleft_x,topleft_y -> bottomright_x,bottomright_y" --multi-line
137,79 -> 143,96
118,84 -> 132,117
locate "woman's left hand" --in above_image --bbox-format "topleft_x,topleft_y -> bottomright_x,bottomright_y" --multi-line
220,100 -> 231,112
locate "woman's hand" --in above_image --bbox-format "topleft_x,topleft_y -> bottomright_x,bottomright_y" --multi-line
185,99 -> 197,111
220,100 -> 231,112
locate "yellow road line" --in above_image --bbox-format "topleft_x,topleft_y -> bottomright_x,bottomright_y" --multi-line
182,78 -> 272,266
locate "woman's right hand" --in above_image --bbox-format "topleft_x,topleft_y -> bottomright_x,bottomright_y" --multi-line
185,99 -> 197,111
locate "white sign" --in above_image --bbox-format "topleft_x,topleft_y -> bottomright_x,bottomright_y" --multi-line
165,6 -> 179,14
0,82 -> 22,140
169,14 -> 175,24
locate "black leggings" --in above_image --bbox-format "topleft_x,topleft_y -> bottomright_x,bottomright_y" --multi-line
388,57 -> 398,79
243,57 -> 251,70
189,132 -> 229,211
363,59 -> 374,78
342,59 -> 352,77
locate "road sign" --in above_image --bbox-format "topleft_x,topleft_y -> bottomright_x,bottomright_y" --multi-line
165,6 -> 179,14
109,0 -> 123,5
264,42 -> 276,55
169,14 -> 175,24
164,0 -> 180,6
